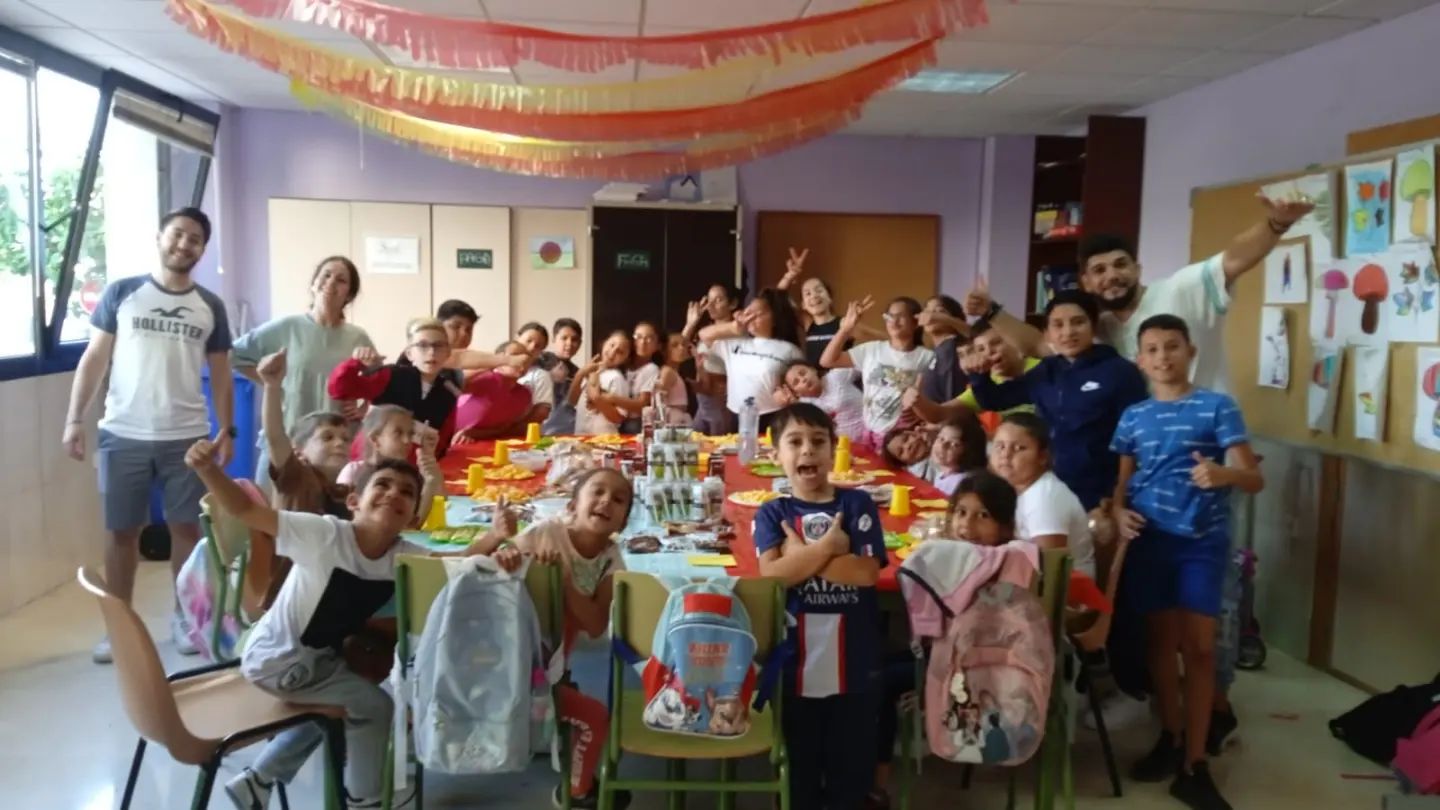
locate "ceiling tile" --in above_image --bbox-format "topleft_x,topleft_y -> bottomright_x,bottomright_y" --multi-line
1161,48 -> 1274,78
0,0 -> 69,27
99,54 -> 220,100
481,0 -> 638,25
644,0 -> 806,30
32,0 -> 175,32
1083,9 -> 1291,48
13,26 -> 130,59
1151,0 -> 1324,12
1035,44 -> 1209,75
102,29 -> 246,62
1313,0 -> 1440,19
950,3 -> 1133,45
932,40 -> 1056,71
1000,71 -> 1147,96
1232,13 -> 1374,52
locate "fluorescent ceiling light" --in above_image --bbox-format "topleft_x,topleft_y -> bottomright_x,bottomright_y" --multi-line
898,70 -> 1016,94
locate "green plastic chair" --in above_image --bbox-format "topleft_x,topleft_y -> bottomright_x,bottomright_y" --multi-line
197,490 -> 258,661
597,572 -> 789,810
387,555 -> 570,810
894,548 -> 1073,810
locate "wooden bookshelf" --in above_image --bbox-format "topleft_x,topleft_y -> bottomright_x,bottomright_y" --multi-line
1023,115 -> 1146,314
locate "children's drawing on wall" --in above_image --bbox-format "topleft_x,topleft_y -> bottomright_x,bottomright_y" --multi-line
1262,172 -> 1337,259
1263,238 -> 1308,305
1307,342 -> 1343,433
1309,261 -> 1355,343
1352,347 -> 1389,442
1344,159 -> 1394,257
1258,307 -> 1290,390
1395,146 -> 1435,245
1413,348 -> 1440,452
1349,261 -> 1390,347
1384,244 -> 1440,343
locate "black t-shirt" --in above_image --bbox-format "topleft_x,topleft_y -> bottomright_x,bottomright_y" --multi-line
805,319 -> 852,366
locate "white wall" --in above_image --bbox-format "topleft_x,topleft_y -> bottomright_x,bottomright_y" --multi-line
0,372 -> 104,615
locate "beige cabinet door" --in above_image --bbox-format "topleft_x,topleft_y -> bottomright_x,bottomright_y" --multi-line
267,198 -> 351,323
348,202 -> 432,360
511,207 -> 590,357
431,205 -> 512,352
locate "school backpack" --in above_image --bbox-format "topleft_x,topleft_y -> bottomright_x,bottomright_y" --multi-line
904,565 -> 1054,766
175,482 -> 267,661
1330,672 -> 1440,766
1394,703 -> 1440,794
615,577 -> 780,739
406,555 -> 546,775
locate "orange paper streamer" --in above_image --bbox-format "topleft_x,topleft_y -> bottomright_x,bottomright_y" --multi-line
224,0 -> 988,72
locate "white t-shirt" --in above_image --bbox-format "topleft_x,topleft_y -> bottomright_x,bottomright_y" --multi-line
1099,252 -> 1230,393
703,337 -> 804,415
626,363 -> 661,400
1014,471 -> 1094,577
847,341 -> 936,434
241,512 -> 415,680
514,518 -> 624,599
803,367 -> 865,442
575,368 -> 630,435
91,275 -> 232,441
519,365 -> 555,407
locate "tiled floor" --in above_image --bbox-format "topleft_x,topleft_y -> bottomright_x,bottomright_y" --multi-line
0,562 -> 1394,809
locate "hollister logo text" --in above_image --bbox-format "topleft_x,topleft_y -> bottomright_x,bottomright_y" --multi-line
134,306 -> 205,340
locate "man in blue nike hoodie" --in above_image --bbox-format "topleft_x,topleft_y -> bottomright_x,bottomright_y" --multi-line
964,291 -> 1148,509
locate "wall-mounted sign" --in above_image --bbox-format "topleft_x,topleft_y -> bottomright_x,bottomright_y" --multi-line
457,248 -> 493,269
531,236 -> 575,269
364,235 -> 420,275
616,250 -> 652,271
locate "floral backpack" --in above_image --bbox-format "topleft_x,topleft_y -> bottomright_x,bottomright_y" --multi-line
175,480 -> 266,661
901,563 -> 1054,766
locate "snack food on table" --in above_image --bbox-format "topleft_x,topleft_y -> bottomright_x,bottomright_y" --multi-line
484,463 -> 537,481
625,535 -> 662,554
471,484 -> 532,504
427,526 -> 486,544
829,470 -> 874,487
728,489 -> 782,507
690,535 -> 732,553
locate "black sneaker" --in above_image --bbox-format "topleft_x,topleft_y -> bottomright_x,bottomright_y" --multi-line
1130,730 -> 1182,782
1206,709 -> 1238,756
864,788 -> 892,810
551,785 -> 632,810
1170,761 -> 1233,810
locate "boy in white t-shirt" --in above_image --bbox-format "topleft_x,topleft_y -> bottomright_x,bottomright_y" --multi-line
184,440 -> 513,809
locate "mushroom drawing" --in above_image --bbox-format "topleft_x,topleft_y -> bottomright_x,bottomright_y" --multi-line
1322,269 -> 1349,339
1353,263 -> 1389,334
1401,158 -> 1434,238
1423,363 -> 1440,438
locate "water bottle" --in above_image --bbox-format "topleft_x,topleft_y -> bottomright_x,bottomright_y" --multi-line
738,397 -> 760,464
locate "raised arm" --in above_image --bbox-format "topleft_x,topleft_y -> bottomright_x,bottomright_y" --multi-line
964,278 -> 1049,358
1221,193 -> 1318,284
328,348 -> 392,402
699,318 -> 746,345
450,346 -> 531,371
821,297 -> 873,369
256,349 -> 294,469
185,437 -> 279,536
965,352 -> 1034,412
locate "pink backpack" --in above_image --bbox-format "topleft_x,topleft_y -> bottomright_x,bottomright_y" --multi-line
917,570 -> 1054,766
1394,703 -> 1440,794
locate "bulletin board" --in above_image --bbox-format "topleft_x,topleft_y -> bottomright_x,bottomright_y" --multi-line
1194,158 -> 1440,474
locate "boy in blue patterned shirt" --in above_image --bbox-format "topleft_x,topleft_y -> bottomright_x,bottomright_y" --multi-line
1110,314 -> 1263,810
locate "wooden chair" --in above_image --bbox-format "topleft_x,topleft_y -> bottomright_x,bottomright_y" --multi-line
598,572 -> 788,810
1067,536 -> 1131,798
895,548 -> 1073,810
388,555 -> 570,810
78,567 -> 345,810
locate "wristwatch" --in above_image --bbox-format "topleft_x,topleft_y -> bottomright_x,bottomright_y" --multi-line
986,300 -> 1003,320
221,426 -> 237,439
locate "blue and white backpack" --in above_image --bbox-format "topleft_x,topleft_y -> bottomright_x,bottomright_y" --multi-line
616,577 -> 784,739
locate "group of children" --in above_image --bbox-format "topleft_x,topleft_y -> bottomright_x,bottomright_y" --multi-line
185,257 -> 1263,810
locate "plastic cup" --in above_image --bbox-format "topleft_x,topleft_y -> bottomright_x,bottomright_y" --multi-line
421,495 -> 447,530
834,447 -> 853,474
467,464 -> 485,493
494,442 -> 510,466
526,422 -> 542,444
889,485 -> 912,517
837,435 -> 852,454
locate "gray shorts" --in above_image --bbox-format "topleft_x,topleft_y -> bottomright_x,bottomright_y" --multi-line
96,430 -> 207,532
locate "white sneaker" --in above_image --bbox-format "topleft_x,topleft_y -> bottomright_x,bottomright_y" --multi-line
1083,692 -> 1151,732
172,611 -> 200,656
92,637 -> 113,664
348,784 -> 414,808
224,768 -> 273,810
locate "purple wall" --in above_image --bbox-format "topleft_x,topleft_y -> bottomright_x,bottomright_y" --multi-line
1134,2 -> 1440,278
736,135 -> 985,297
975,135 -> 1034,313
217,109 -> 993,323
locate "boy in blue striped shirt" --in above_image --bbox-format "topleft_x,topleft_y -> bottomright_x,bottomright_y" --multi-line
1110,314 -> 1263,810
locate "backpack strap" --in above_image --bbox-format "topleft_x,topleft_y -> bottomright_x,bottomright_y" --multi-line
896,567 -> 955,619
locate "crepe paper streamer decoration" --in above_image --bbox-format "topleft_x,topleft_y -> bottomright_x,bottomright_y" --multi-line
222,0 -> 989,72
172,0 -> 939,142
293,81 -> 857,179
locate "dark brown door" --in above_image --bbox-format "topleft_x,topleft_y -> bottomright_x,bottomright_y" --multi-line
661,209 -> 737,335
591,206 -> 667,343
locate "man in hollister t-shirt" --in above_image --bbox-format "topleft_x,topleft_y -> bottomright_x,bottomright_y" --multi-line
755,404 -> 887,810
61,207 -> 235,664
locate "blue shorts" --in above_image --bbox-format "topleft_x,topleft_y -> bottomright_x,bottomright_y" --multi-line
1125,528 -> 1228,617
96,429 -> 208,532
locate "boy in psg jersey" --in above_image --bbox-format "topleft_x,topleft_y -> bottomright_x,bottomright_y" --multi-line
754,403 -> 887,810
